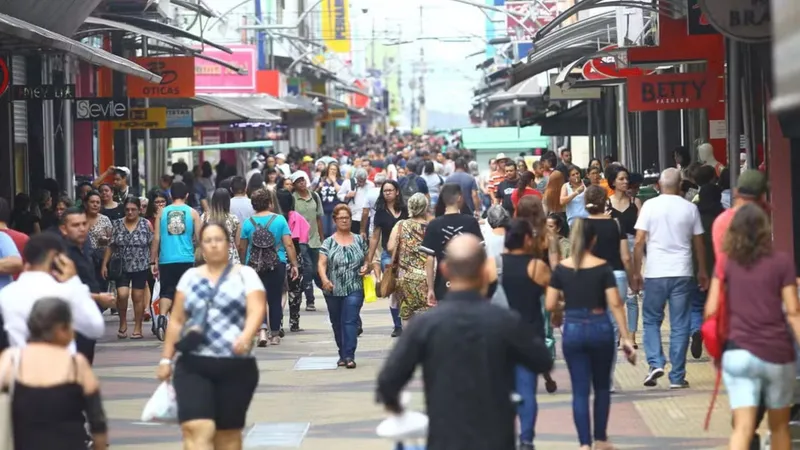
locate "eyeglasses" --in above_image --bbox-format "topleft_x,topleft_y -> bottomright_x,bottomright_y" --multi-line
335,216 -> 351,221
154,200 -> 167,205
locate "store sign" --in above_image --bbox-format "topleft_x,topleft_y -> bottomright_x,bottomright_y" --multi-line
11,84 -> 75,100
111,107 -> 167,129
320,0 -> 351,53
74,98 -> 128,121
127,56 -> 196,98
583,45 -> 654,80
686,0 -> 719,35
772,0 -> 800,113
627,73 -> 720,111
195,45 -> 255,94
698,0 -> 770,42
324,109 -> 347,121
505,0 -> 558,41
166,108 -> 193,128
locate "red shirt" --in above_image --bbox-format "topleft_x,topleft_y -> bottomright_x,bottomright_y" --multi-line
510,187 -> 542,208
711,208 -> 735,279
0,228 -> 28,280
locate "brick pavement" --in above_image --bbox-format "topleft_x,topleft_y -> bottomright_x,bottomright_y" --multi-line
96,298 -> 735,450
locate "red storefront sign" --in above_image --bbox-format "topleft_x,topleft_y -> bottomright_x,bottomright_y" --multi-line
351,80 -> 369,109
627,73 -> 720,112
0,58 -> 9,98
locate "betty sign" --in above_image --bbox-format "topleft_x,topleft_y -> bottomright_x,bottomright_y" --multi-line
194,45 -> 256,94
627,73 -> 720,112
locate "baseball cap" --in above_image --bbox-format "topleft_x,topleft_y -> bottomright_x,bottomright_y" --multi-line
115,166 -> 131,176
302,155 -> 314,163
495,152 -> 510,162
736,169 -> 768,197
275,153 -> 287,160
290,171 -> 309,184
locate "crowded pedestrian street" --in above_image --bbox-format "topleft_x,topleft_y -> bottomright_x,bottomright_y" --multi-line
96,297 -> 732,450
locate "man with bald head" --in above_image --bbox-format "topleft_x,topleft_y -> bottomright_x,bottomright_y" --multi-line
376,234 -> 553,450
632,168 -> 708,390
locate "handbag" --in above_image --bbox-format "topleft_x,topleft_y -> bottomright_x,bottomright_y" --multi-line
0,348 -> 20,450
175,264 -> 233,353
379,222 -> 403,298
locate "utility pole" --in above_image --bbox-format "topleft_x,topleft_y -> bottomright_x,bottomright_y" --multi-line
417,4 -> 427,131
396,24 -> 403,128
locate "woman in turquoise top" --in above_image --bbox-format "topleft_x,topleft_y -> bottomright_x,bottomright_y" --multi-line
560,165 -> 589,228
318,204 -> 369,369
239,189 -> 299,347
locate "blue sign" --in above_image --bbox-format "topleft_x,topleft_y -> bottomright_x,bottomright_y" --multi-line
166,108 -> 193,128
515,42 -> 533,62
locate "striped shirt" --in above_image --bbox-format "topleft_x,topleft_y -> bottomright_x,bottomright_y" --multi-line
487,170 -> 505,196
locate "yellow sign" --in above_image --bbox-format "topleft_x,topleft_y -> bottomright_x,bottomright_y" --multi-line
112,107 -> 167,130
320,0 -> 351,53
324,109 -> 347,121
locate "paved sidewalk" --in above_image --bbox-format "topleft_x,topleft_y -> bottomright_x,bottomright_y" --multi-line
97,298 -> 734,449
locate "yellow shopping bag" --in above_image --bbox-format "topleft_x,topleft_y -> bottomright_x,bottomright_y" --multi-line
364,275 -> 378,303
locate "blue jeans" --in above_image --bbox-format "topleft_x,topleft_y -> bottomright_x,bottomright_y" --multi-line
625,235 -> 639,332
303,246 -> 321,304
515,365 -> 538,445
642,277 -> 693,384
321,213 -> 335,238
690,285 -> 706,335
610,270 -> 629,387
562,309 -> 615,447
324,291 -> 364,360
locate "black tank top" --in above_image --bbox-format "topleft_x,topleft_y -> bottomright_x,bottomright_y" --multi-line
501,254 -> 545,338
609,198 -> 638,236
12,356 -> 87,450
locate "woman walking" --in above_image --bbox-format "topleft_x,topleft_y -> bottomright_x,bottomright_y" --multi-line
560,166 -> 589,228
545,219 -> 636,450
705,204 -> 800,450
157,222 -> 265,450
103,197 -> 153,339
84,191 -> 114,293
484,205 -> 510,259
319,204 -> 370,369
511,171 -> 542,209
202,188 -> 241,264
502,219 -> 552,450
98,184 -> 124,221
386,193 -> 429,325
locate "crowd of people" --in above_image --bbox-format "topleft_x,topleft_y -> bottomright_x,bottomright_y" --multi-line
0,134 -> 795,450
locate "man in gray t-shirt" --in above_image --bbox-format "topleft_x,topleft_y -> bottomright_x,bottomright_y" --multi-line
445,158 -> 481,215
229,177 -> 255,223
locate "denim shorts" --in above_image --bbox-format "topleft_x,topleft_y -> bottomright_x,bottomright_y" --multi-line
722,349 -> 796,410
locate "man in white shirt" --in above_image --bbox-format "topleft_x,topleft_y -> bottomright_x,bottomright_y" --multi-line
275,153 -> 292,178
338,168 -> 374,234
229,176 -> 255,223
0,233 -> 105,352
245,161 -> 261,184
632,168 -> 708,390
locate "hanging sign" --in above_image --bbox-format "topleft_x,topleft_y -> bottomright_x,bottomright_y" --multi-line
627,73 -> 720,112
111,107 -> 167,129
582,45 -> 654,80
698,0 -> 770,43
74,98 -> 128,121
127,56 -> 196,98
11,84 -> 75,100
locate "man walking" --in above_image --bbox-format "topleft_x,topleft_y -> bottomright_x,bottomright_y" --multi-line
377,234 -> 553,450
338,168 -> 373,235
632,168 -> 708,389
446,158 -> 481,217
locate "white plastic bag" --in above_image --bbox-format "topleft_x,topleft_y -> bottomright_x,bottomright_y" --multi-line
141,382 -> 178,423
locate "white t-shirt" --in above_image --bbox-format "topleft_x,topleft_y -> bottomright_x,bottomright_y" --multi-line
634,194 -> 704,278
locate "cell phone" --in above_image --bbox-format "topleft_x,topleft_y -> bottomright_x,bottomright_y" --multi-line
51,254 -> 62,274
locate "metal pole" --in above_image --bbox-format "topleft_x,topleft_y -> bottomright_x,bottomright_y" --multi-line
143,39 -> 153,191
63,55 -> 75,199
726,38 -> 741,188
617,85 -> 628,166
41,55 -> 55,179
587,100 -> 594,158
255,0 -> 265,70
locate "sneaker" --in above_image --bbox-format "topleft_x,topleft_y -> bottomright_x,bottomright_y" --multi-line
669,380 -> 690,389
690,331 -> 703,359
644,367 -> 665,387
391,327 -> 402,338
257,330 -> 268,348
305,304 -> 316,312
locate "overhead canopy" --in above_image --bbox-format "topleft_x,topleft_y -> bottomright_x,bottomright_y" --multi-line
78,16 -> 193,52
488,76 -> 544,103
281,95 -> 320,114
554,58 -> 625,89
150,95 -> 281,124
304,92 -> 349,109
140,44 -> 246,75
538,102 -> 590,136
0,12 -> 160,83
461,126 -> 548,150
527,11 -> 616,61
508,44 -> 602,89
169,140 -> 275,153
172,0 -> 216,17
94,13 -> 233,54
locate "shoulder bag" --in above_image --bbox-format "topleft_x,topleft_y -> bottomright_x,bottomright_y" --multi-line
379,221 -> 404,298
175,264 -> 233,353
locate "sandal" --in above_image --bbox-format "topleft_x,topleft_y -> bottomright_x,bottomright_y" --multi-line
130,333 -> 144,340
337,359 -> 346,367
117,329 -> 128,339
345,359 -> 356,369
257,330 -> 268,348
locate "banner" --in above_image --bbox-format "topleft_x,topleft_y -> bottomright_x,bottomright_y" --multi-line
505,1 -> 558,41
195,45 -> 256,94
627,73 -> 720,112
127,57 -> 195,98
112,107 -> 167,130
321,0 -> 351,53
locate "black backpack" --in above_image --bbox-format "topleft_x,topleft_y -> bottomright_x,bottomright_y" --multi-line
401,174 -> 420,206
247,215 -> 280,273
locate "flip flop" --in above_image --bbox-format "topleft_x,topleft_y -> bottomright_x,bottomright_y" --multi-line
130,333 -> 144,340
117,330 -> 128,339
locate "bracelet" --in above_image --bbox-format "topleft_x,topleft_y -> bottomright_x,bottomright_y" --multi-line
159,358 -> 172,366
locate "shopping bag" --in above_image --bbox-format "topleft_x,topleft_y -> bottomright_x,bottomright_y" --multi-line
141,382 -> 178,423
364,275 -> 378,304
151,280 -> 161,315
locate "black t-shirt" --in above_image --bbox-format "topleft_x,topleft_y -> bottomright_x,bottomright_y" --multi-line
588,218 -> 626,271
102,204 -> 125,222
10,211 -> 39,236
374,207 -> 408,249
550,263 -> 616,310
420,213 -> 484,300
494,179 -> 517,215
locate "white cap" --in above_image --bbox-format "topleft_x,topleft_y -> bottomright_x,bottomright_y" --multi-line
495,153 -> 509,162
290,171 -> 309,184
275,153 -> 287,160
115,166 -> 131,176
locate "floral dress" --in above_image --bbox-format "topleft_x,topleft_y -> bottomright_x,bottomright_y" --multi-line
87,215 -> 113,264
393,220 -> 429,320
201,213 -> 241,264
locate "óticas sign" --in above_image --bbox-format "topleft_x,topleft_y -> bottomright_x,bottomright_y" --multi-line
626,73 -> 720,112
12,84 -> 76,100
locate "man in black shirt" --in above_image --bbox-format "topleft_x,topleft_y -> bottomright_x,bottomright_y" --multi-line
554,147 -> 572,178
377,234 -> 553,450
59,207 -> 115,364
421,184 -> 483,303
494,162 -> 519,216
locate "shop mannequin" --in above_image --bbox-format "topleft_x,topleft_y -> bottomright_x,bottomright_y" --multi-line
697,143 -> 725,177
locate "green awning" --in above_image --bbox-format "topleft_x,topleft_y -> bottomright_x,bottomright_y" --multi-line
168,140 -> 274,153
460,126 -> 548,150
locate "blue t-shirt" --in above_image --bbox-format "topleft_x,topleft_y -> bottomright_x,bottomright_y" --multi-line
446,171 -> 479,213
240,213 -> 291,264
159,204 -> 195,264
0,233 -> 19,291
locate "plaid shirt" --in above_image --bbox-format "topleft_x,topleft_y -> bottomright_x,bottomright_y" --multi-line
180,268 -> 253,358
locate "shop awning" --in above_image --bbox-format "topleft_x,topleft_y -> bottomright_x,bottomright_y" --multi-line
334,82 -> 371,97
553,58 -> 625,89
281,95 -> 320,114
487,76 -> 544,103
508,43 -> 602,89
169,140 -> 275,153
0,12 -> 160,83
304,92 -> 349,109
461,126 -> 548,150
526,11 -> 616,61
538,102 -> 589,136
77,17 -> 194,52
94,13 -> 233,54
141,44 -> 246,75
150,95 -> 281,123
207,93 -> 301,112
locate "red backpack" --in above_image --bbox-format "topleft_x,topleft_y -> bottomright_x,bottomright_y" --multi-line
700,263 -> 728,430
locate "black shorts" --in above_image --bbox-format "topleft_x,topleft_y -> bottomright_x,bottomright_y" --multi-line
173,354 -> 259,430
118,270 -> 149,290
158,262 -> 193,301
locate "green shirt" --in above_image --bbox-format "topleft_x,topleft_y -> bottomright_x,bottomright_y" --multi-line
293,191 -> 323,248
320,234 -> 368,297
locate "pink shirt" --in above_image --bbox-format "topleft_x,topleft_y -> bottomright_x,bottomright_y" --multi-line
288,211 -> 310,244
711,208 -> 735,279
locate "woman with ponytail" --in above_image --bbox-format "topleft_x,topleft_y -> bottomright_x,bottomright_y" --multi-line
511,170 -> 541,210
545,218 -> 636,450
